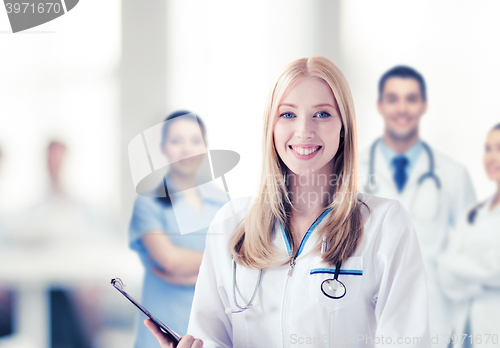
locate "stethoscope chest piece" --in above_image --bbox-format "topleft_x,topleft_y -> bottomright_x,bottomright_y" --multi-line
320,260 -> 346,299
321,278 -> 346,299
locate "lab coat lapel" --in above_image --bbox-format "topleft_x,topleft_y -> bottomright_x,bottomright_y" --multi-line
273,219 -> 290,255
300,209 -> 333,256
475,195 -> 500,228
272,209 -> 333,258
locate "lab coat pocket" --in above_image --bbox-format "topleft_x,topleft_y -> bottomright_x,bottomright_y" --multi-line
306,255 -> 363,312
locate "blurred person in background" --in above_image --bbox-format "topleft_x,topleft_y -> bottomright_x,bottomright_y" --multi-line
129,111 -> 226,348
7,140 -> 118,348
0,146 -> 4,237
0,146 -> 15,340
359,66 -> 477,347
437,123 -> 500,348
0,146 -> 5,235
18,140 -> 117,246
48,141 -> 65,194
0,289 -> 13,340
42,141 -> 94,348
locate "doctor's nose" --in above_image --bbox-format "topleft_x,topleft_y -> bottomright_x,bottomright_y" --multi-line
396,100 -> 410,115
295,117 -> 315,139
182,145 -> 200,158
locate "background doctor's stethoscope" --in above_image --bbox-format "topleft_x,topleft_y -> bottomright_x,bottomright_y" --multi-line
364,137 -> 441,220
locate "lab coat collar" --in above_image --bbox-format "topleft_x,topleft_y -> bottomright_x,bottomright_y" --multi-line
374,140 -> 430,196
464,194 -> 500,227
277,207 -> 333,257
480,194 -> 500,215
379,139 -> 423,174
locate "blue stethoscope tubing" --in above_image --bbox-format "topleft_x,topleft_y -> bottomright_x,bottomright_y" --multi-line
364,138 -> 441,194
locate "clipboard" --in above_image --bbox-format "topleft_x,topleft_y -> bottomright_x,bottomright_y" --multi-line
110,278 -> 180,347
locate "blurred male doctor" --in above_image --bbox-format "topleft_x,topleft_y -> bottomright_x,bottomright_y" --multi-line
359,66 -> 476,348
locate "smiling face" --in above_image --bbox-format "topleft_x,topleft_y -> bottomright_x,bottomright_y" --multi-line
377,77 -> 427,141
273,77 -> 343,177
161,119 -> 206,176
484,129 -> 500,183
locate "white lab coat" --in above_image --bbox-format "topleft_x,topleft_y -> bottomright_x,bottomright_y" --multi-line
359,142 -> 476,347
437,195 -> 500,348
187,193 -> 431,348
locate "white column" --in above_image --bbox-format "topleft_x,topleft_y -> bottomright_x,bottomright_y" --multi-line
120,1 -> 168,220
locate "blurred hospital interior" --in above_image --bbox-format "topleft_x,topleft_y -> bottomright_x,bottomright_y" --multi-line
0,1 -> 499,347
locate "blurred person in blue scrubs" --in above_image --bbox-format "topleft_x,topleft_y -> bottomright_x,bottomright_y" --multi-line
438,123 -> 500,348
359,66 -> 477,347
129,111 -> 226,348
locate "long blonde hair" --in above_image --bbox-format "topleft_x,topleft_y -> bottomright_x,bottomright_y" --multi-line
229,56 -> 365,268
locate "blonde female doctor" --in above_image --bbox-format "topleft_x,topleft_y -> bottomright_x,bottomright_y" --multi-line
145,56 -> 431,348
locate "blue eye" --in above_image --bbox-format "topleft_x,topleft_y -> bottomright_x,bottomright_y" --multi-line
280,112 -> 295,118
315,112 -> 331,118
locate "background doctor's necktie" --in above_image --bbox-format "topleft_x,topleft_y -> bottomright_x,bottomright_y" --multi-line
392,156 -> 409,192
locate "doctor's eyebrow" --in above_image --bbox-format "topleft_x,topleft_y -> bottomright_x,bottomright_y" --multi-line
383,92 -> 422,100
279,103 -> 298,108
279,103 -> 336,108
312,103 -> 336,108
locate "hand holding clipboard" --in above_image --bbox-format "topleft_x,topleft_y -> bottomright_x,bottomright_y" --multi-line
144,319 -> 204,348
110,278 -> 204,347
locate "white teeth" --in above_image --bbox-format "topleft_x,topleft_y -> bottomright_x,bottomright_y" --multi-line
291,146 -> 319,155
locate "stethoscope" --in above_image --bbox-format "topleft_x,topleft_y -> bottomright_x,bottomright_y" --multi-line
364,138 -> 441,222
227,237 -> 346,314
364,138 -> 441,194
225,259 -> 263,314
467,200 -> 488,224
320,236 -> 346,299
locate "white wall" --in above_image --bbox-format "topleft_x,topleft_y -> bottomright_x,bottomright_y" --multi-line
164,0 -> 339,199
340,0 -> 500,201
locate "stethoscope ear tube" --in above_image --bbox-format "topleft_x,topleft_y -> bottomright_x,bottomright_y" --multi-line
365,138 -> 441,195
